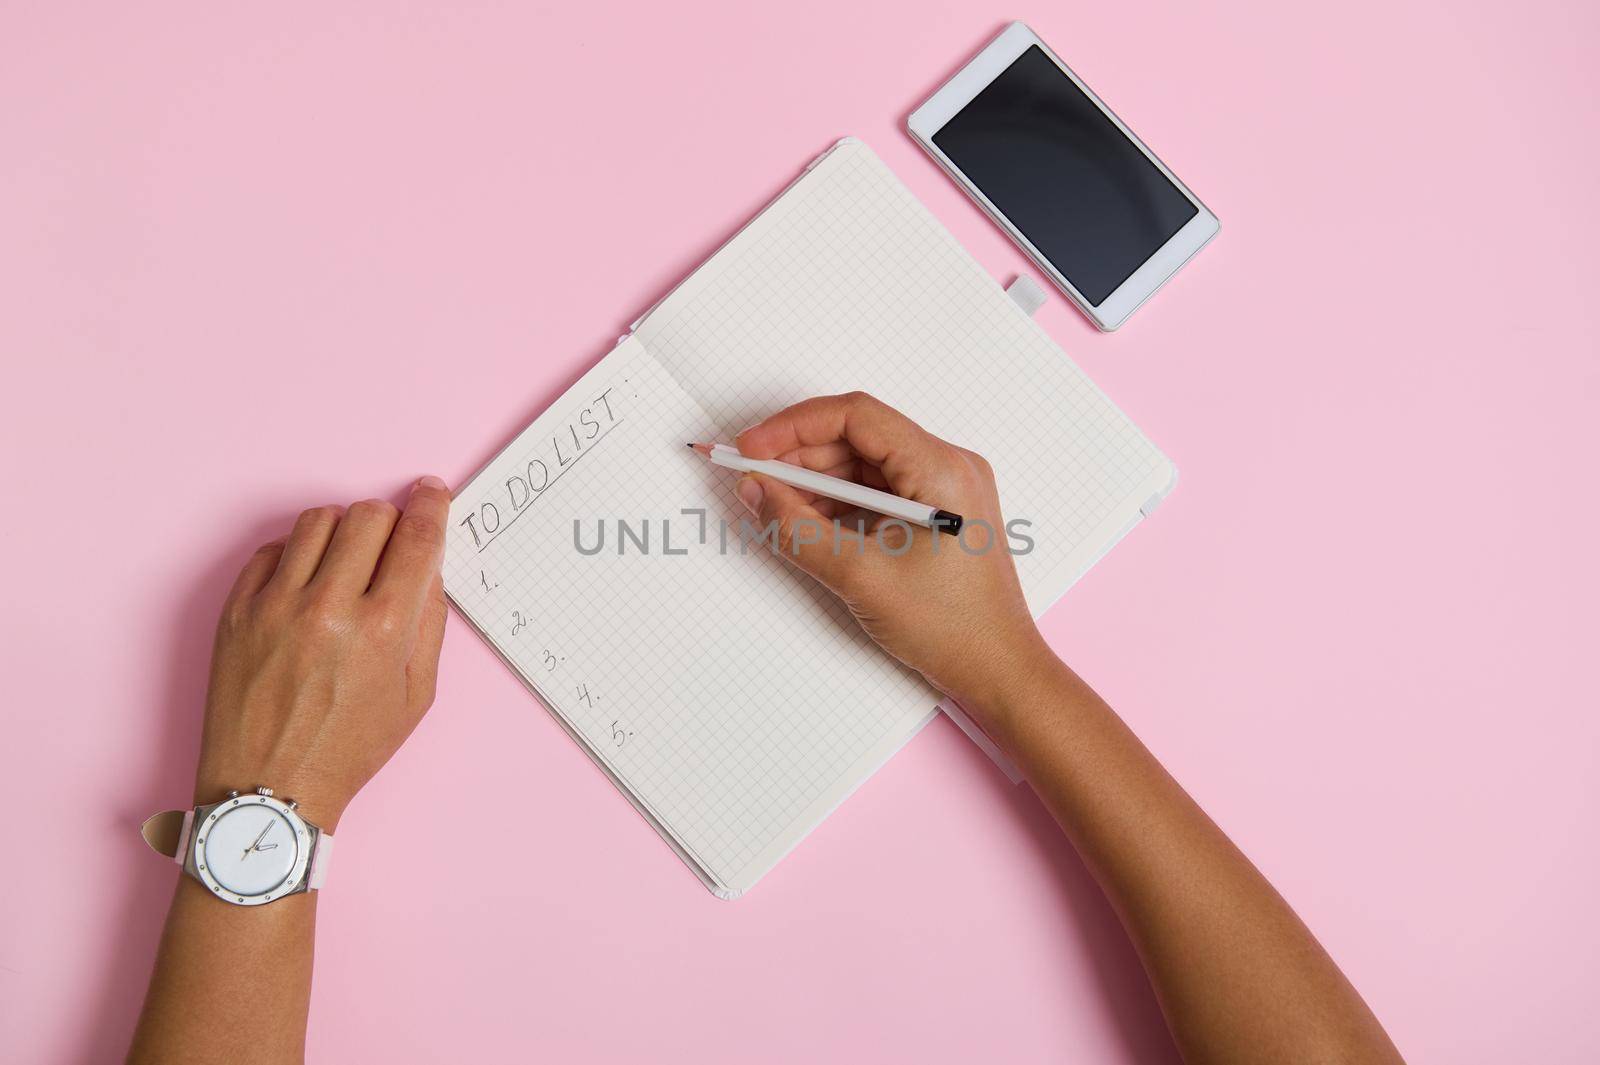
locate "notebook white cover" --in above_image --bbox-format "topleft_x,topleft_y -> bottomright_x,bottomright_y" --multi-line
443,139 -> 1175,897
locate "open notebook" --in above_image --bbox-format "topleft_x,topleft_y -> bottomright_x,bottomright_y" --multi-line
443,139 -> 1175,898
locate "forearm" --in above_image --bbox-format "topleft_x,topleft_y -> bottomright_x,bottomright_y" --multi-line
973,653 -> 1402,1065
128,877 -> 317,1065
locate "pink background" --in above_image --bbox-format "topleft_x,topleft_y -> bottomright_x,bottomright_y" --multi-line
3,2 -> 1596,1062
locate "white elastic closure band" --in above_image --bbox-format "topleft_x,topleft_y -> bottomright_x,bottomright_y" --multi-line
1005,274 -> 1048,317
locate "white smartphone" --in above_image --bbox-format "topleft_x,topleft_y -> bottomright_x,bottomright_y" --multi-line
909,22 -> 1219,331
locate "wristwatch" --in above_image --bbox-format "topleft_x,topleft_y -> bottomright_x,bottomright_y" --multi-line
140,787 -> 334,906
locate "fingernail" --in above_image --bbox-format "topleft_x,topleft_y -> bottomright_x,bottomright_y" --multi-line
736,477 -> 763,515
417,475 -> 447,490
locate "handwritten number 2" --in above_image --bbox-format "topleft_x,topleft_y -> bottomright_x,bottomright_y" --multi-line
510,611 -> 527,636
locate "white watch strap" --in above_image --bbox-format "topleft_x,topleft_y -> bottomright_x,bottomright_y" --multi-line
309,832 -> 334,889
174,809 -> 194,865
141,806 -> 334,891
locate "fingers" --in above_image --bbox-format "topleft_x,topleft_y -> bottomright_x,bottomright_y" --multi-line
783,458 -> 873,518
772,440 -> 856,473
738,392 -> 925,463
262,477 -> 449,608
739,474 -> 848,589
226,538 -> 286,606
736,392 -> 955,497
312,498 -> 400,596
808,496 -> 854,520
372,477 -> 451,617
273,505 -> 345,587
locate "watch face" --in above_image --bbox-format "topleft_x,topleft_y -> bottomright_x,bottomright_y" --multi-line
195,797 -> 306,902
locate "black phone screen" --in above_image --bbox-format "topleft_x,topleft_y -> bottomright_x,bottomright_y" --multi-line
932,46 -> 1197,306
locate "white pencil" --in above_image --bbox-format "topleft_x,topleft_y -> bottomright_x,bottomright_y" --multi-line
688,442 -> 963,535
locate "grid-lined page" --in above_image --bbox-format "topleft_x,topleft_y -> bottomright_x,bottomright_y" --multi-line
637,139 -> 1175,613
443,336 -> 935,896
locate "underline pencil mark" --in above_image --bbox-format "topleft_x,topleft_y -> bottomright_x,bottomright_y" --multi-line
476,418 -> 625,554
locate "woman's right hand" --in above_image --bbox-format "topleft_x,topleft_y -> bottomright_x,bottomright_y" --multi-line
739,392 -> 1409,1065
732,392 -> 1049,718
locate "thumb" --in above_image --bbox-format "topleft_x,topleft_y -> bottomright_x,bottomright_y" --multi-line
737,474 -> 850,589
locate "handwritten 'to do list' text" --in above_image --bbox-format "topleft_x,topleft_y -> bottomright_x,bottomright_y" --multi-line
458,387 -> 620,552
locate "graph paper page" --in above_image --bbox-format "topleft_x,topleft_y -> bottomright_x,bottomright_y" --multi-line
636,139 -> 1176,613
443,335 -> 935,896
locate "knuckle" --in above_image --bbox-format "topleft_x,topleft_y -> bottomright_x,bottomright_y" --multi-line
369,603 -> 407,642
220,596 -> 252,632
298,590 -> 348,636
396,510 -> 444,546
249,584 -> 290,621
348,498 -> 399,525
758,507 -> 799,556
774,512 -> 827,559
297,505 -> 341,529
774,516 -> 798,553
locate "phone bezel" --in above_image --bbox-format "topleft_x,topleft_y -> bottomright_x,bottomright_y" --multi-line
908,22 -> 1219,331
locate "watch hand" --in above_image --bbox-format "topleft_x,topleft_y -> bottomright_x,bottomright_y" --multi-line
243,818 -> 275,860
256,842 -> 279,851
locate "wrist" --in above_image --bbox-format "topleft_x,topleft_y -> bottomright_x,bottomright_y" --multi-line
942,630 -> 1068,750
